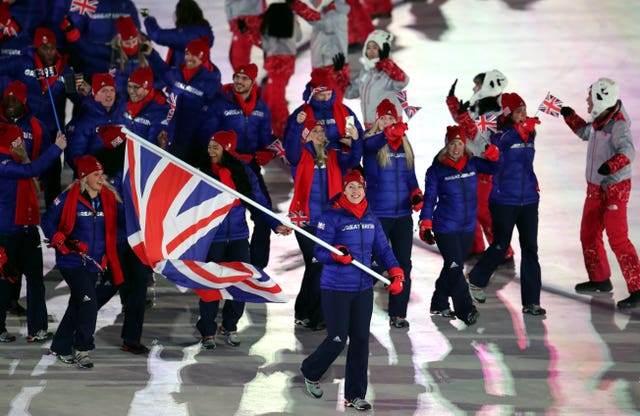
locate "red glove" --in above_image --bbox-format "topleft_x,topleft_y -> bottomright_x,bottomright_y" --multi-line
0,246 -> 19,283
419,219 -> 435,245
50,232 -> 70,255
384,122 -> 408,150
410,188 -> 424,212
331,245 -> 352,264
67,239 -> 89,255
515,117 -> 540,140
483,144 -> 500,162
97,125 -> 126,149
60,15 -> 80,42
255,150 -> 275,166
2,17 -> 20,37
386,267 -> 405,295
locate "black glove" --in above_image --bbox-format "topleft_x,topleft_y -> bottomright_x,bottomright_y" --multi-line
597,163 -> 611,176
458,100 -> 470,114
285,0 -> 295,4
237,18 -> 248,33
378,42 -> 390,60
448,78 -> 458,97
477,96 -> 501,115
332,52 -> 345,71
560,106 -> 574,117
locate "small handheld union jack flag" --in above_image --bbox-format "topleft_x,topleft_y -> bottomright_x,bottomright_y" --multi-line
69,0 -> 99,17
395,90 -> 422,120
267,138 -> 288,165
475,114 -> 498,133
288,210 -> 309,227
538,92 -> 564,117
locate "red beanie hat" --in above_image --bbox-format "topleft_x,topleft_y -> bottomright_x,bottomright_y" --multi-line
375,98 -> 398,120
33,27 -> 57,49
0,123 -> 24,150
97,125 -> 126,149
92,73 -> 116,95
309,68 -> 333,91
234,63 -> 258,83
343,169 -> 366,190
76,155 -> 103,178
3,80 -> 27,105
302,117 -> 322,141
501,92 -> 526,117
115,16 -> 138,41
210,130 -> 237,153
128,66 -> 153,90
186,37 -> 210,61
445,125 -> 467,145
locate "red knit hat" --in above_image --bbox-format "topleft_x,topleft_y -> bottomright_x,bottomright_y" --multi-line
115,16 -> 138,41
92,73 -> 116,95
0,123 -> 24,150
343,169 -> 366,190
309,68 -> 333,91
302,117 -> 322,141
501,92 -> 526,117
3,80 -> 27,105
97,125 -> 126,149
128,66 -> 153,90
375,98 -> 398,120
33,27 -> 56,49
76,155 -> 103,178
0,3 -> 10,25
210,130 -> 237,153
186,37 -> 210,61
234,63 -> 258,83
445,125 -> 467,145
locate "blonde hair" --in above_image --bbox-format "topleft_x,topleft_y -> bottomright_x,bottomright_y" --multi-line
364,125 -> 414,169
110,35 -> 149,73
78,177 -> 123,203
436,143 -> 472,163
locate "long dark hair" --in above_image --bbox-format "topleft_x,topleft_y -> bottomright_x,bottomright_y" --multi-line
175,0 -> 210,27
217,151 -> 254,206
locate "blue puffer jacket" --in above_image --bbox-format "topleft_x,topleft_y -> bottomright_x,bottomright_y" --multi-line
489,126 -> 540,206
288,141 -> 362,226
122,93 -> 171,146
314,198 -> 399,292
199,85 -> 272,155
41,187 -> 114,273
143,16 -> 214,67
284,85 -> 363,152
363,131 -> 420,218
0,143 -> 62,235
420,156 -> 497,234
210,162 -> 281,243
148,52 -> 221,157
64,96 -> 126,174
0,114 -> 49,159
66,0 -> 141,77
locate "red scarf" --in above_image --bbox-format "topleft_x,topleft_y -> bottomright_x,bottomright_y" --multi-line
302,101 -> 349,137
442,154 -> 469,172
211,164 -> 242,206
58,182 -> 123,285
337,193 -> 368,219
34,53 -> 68,93
180,61 -> 214,83
323,2 -> 336,13
289,148 -> 342,220
126,89 -> 164,118
0,147 -> 40,225
222,84 -> 258,117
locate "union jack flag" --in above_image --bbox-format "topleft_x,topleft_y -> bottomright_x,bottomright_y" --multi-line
69,0 -> 99,17
395,90 -> 422,120
122,129 -> 288,303
267,138 -> 288,165
475,114 -> 498,133
538,92 -> 564,117
288,210 -> 309,227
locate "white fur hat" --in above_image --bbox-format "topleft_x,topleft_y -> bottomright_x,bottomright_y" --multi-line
469,69 -> 508,105
590,78 -> 619,117
362,29 -> 394,58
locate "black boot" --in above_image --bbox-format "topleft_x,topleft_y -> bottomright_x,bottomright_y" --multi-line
616,290 -> 640,309
575,279 -> 612,293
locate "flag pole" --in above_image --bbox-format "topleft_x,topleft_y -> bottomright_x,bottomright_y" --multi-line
122,128 -> 391,285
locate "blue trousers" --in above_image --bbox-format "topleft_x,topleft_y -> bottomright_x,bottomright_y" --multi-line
96,242 -> 151,344
431,231 -> 475,320
294,226 -> 324,326
301,288 -> 373,401
197,239 -> 248,336
0,227 -> 48,335
378,216 -> 413,318
50,267 -> 99,354
470,202 -> 542,306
